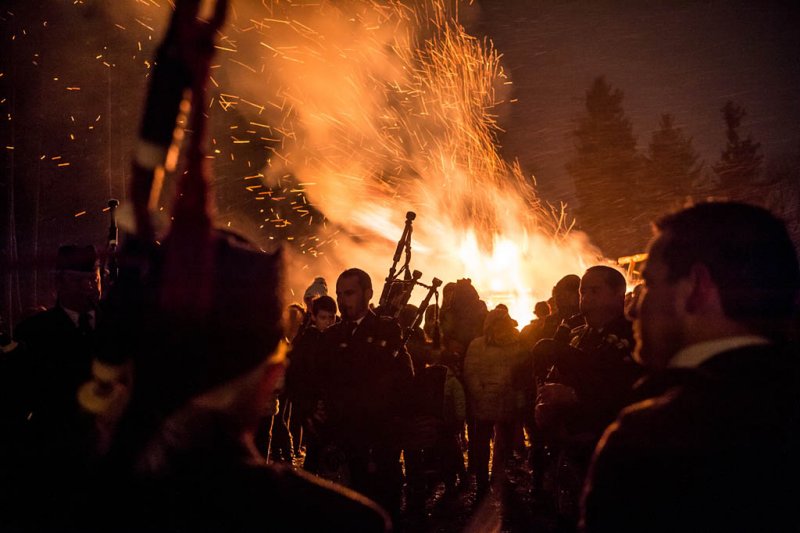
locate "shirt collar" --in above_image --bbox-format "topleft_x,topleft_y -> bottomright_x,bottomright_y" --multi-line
669,335 -> 771,369
60,305 -> 95,329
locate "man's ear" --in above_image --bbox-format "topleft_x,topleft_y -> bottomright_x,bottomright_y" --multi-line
365,287 -> 374,303
685,263 -> 716,314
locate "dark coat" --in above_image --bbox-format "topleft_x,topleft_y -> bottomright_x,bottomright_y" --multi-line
581,343 -> 800,533
0,306 -> 98,531
83,407 -> 390,533
533,315 -> 641,441
285,325 -> 326,424
314,311 -> 414,513
7,306 -> 96,429
319,310 -> 414,450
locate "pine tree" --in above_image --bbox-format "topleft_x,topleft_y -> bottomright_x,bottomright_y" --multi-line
567,76 -> 644,258
641,114 -> 702,216
713,101 -> 763,200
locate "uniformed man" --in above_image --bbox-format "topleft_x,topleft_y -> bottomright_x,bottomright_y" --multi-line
581,202 -> 800,533
8,244 -> 101,437
315,268 -> 414,518
532,266 -> 640,519
543,266 -> 641,438
1,244 -> 101,529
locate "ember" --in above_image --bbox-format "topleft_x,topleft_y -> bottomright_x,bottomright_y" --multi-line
121,0 -> 607,324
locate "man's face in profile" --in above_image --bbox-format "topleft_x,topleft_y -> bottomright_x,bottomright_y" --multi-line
57,268 -> 101,312
579,270 -> 621,328
336,275 -> 371,321
630,236 -> 686,370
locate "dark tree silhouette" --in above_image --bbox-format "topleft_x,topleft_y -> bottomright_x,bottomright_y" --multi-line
641,114 -> 702,218
567,76 -> 644,258
713,101 -> 763,200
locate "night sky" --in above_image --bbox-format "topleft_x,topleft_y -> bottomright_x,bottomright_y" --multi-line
2,0 -> 799,320
470,1 -> 800,204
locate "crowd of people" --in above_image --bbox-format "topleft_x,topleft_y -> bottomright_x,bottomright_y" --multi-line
1,1 -> 799,531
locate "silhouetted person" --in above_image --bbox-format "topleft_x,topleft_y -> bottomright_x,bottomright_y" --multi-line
286,295 -> 337,469
314,268 -> 414,519
519,300 -> 551,350
581,202 -> 800,533
530,267 -> 639,520
68,2 -> 390,531
463,307 -> 526,495
0,244 -> 102,529
540,274 -> 584,341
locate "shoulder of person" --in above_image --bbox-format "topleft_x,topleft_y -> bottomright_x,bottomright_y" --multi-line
699,341 -> 798,381
262,463 -> 391,532
569,323 -> 588,337
321,320 -> 347,339
13,307 -> 69,342
566,313 -> 585,328
598,387 -> 695,455
605,315 -> 634,338
373,313 -> 402,337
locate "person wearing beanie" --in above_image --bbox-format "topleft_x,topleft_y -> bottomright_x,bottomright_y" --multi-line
304,276 -> 329,304
462,307 -> 526,496
299,276 -> 330,337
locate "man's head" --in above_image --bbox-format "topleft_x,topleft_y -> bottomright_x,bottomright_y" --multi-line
552,274 -> 581,317
311,295 -> 337,331
55,245 -> 101,312
631,202 -> 799,369
336,268 -> 373,321
534,301 -> 551,320
580,266 -> 627,329
483,307 -> 518,346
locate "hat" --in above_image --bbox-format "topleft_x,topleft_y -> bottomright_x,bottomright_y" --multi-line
118,230 -> 284,416
56,245 -> 98,272
304,276 -> 328,300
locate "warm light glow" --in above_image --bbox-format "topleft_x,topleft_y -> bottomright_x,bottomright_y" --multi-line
120,0 -> 609,326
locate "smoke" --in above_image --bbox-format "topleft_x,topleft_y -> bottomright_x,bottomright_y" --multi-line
85,0 -> 607,323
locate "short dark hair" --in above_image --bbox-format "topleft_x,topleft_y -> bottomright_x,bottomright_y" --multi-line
585,265 -> 627,295
653,202 -> 799,337
56,244 -> 98,273
534,301 -> 550,317
338,268 -> 372,292
554,274 -> 581,295
312,295 -> 337,316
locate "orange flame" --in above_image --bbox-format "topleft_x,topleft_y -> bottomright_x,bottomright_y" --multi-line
119,0 -> 608,326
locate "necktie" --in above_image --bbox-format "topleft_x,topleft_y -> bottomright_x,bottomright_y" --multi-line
78,312 -> 92,335
345,321 -> 357,341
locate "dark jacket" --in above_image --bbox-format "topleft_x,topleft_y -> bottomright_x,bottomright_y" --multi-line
285,325 -> 326,424
318,311 -> 414,450
7,306 -> 96,429
0,306 -> 98,531
581,343 -> 800,533
87,406 -> 390,532
534,314 -> 641,440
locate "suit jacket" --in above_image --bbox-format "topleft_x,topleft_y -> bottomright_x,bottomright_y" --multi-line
9,306 -> 96,427
65,406 -> 391,533
1,306 -> 98,531
319,311 -> 414,450
580,343 -> 800,533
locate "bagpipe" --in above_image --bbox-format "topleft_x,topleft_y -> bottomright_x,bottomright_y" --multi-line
376,211 -> 442,348
103,198 -> 120,288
